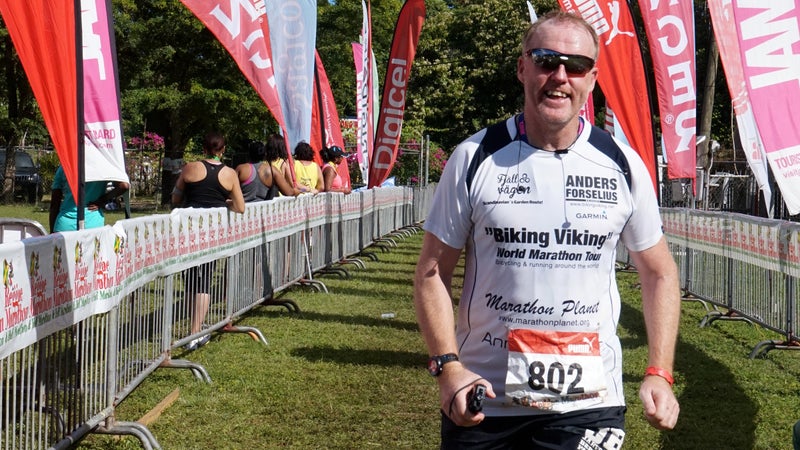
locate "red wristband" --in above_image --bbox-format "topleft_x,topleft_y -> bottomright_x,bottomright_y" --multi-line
644,366 -> 674,386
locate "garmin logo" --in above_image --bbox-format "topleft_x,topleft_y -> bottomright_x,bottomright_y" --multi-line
575,211 -> 607,220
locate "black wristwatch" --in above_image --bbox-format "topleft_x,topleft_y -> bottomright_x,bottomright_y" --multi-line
427,353 -> 459,377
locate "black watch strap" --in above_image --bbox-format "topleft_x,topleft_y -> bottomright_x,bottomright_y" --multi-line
428,353 -> 459,377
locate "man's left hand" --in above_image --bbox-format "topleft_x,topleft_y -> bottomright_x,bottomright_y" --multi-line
639,376 -> 679,430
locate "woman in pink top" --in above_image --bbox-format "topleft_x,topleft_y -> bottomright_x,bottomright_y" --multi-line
321,146 -> 351,194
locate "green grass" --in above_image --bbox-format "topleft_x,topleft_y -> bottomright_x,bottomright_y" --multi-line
65,232 -> 800,450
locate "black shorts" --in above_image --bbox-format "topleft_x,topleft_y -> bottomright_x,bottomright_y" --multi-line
184,261 -> 217,295
441,406 -> 626,450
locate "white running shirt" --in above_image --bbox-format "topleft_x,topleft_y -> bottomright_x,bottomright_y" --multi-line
424,115 -> 663,416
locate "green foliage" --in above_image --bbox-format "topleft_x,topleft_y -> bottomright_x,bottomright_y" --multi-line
317,0 -> 404,118
36,151 -> 61,196
113,0 -> 279,157
407,0 -> 559,151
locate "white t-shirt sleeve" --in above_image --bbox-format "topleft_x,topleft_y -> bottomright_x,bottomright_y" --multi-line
422,133 -> 485,250
619,143 -> 663,252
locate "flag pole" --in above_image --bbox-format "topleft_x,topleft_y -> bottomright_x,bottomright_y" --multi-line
314,56 -> 327,148
75,0 -> 86,230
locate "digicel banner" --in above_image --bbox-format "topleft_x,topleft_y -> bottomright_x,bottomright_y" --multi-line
558,0 -> 657,193
368,0 -> 425,188
639,0 -> 697,181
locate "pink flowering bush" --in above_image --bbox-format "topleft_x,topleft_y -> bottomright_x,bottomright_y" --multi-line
127,132 -> 165,151
385,140 -> 448,185
340,136 -> 448,187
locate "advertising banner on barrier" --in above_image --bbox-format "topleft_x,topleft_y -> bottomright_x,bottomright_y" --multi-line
0,189 -> 412,358
0,227 -> 124,359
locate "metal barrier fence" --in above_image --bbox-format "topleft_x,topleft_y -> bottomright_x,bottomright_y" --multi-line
0,186 -> 432,450
648,208 -> 800,360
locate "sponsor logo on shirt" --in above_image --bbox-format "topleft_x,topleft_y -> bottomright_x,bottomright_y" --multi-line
565,175 -> 618,204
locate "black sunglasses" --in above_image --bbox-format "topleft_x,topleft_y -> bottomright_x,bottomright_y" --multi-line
526,48 -> 595,75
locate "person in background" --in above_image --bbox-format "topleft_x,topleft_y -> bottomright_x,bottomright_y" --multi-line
320,146 -> 351,194
265,134 -> 298,197
49,165 -> 129,232
236,140 -> 271,202
171,131 -> 245,350
413,11 -> 680,449
236,140 -> 298,202
293,141 -> 324,194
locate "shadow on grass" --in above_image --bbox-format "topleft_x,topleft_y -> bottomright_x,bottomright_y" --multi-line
291,345 -> 425,368
618,301 -> 757,450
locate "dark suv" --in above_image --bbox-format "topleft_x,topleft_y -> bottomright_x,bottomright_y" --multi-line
0,149 -> 42,203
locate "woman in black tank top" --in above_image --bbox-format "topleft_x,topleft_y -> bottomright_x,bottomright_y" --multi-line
169,131 -> 245,350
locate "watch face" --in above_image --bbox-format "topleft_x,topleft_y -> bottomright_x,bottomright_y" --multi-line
427,357 -> 440,376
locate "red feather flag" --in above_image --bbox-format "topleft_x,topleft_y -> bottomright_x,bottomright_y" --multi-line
368,0 -> 425,188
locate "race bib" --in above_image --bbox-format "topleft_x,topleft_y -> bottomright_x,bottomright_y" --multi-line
505,328 -> 607,412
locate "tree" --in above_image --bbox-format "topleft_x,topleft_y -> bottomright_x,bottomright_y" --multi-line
316,0 -> 404,119
113,0 -> 279,203
406,0 -> 558,151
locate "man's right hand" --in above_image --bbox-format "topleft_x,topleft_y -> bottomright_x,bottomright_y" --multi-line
437,363 -> 496,427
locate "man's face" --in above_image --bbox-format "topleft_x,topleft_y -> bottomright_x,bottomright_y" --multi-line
517,20 -> 598,129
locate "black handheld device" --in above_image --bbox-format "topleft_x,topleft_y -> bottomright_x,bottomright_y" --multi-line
467,384 -> 486,414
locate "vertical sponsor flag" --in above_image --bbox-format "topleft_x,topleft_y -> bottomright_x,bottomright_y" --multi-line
0,0 -> 79,196
708,0 -> 772,216
605,105 -> 615,134
82,0 -> 128,184
266,0 -> 317,155
731,3 -> 800,213
527,1 -> 538,22
352,42 -> 366,178
639,0 -> 697,181
368,0 -> 426,188
181,0 -> 286,133
311,51 -> 346,163
0,0 -> 128,199
559,0 -> 657,192
354,0 -> 374,186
